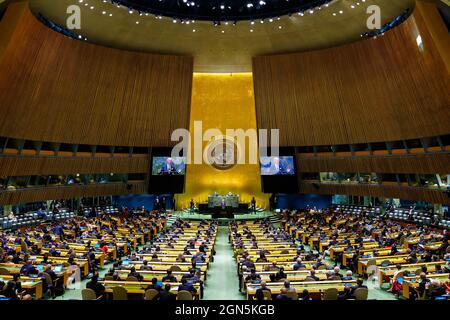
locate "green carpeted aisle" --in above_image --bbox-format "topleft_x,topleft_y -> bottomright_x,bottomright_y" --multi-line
203,225 -> 244,300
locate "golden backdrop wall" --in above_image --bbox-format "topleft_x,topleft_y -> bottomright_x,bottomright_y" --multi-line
176,73 -> 268,209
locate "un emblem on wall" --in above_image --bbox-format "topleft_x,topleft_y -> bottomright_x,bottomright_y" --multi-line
205,137 -> 239,171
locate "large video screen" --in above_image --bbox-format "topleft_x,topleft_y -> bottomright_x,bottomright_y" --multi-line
152,157 -> 186,176
260,156 -> 295,176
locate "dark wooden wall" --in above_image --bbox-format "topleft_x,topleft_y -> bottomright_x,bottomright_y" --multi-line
253,9 -> 450,147
0,155 -> 149,176
0,182 -> 147,205
0,6 -> 193,147
298,153 -> 450,174
299,182 -> 450,204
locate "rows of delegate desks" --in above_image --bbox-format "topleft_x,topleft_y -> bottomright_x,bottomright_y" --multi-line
230,221 -> 358,300
0,214 -> 166,299
283,212 -> 449,299
100,220 -> 217,300
284,216 -> 446,273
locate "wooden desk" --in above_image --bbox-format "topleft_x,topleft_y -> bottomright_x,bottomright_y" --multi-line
102,280 -> 201,300
246,280 -> 357,300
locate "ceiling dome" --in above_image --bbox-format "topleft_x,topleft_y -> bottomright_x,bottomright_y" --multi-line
114,0 -> 332,21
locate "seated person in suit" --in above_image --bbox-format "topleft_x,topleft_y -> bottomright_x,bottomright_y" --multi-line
255,281 -> 272,301
429,280 -> 446,300
245,269 -> 261,283
306,269 -> 320,281
145,278 -> 162,292
182,269 -> 197,282
162,270 -> 178,283
178,278 -> 197,294
86,273 -> 105,299
284,280 -> 296,293
275,287 -> 292,300
270,267 -> 287,282
150,253 -> 161,262
299,289 -> 312,301
140,260 -> 153,271
192,251 -> 206,263
44,264 -> 58,282
128,266 -> 143,281
338,285 -> 354,300
342,271 -> 353,281
332,266 -> 343,279
293,258 -> 306,271
350,278 -> 368,296
158,284 -> 176,301
20,260 -> 38,276
417,272 -> 431,298
48,246 -> 60,257
176,254 -> 186,263
256,253 -> 268,263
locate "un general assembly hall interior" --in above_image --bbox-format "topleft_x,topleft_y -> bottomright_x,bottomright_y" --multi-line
0,0 -> 449,305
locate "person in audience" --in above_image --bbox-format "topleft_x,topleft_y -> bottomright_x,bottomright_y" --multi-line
178,278 -> 197,294
255,281 -> 271,301
350,278 -> 367,296
20,260 -> 38,276
342,271 -> 353,281
338,285 -> 353,300
293,258 -> 306,270
44,265 -> 57,282
245,269 -> 261,283
145,278 -> 162,292
256,253 -> 268,263
140,260 -> 153,271
86,273 -> 105,299
128,266 -> 143,281
332,266 -> 343,279
417,272 -> 431,298
435,264 -> 443,274
283,280 -> 296,293
270,267 -> 287,282
275,287 -> 291,301
429,280 -> 446,300
162,270 -> 177,283
295,289 -> 309,301
307,269 -> 320,281
157,284 -> 176,302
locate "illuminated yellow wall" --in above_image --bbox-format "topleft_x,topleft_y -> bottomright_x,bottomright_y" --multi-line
177,73 -> 268,209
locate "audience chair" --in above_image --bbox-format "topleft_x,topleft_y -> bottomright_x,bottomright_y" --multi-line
170,265 -> 182,272
112,286 -> 128,300
322,288 -> 338,300
0,268 -> 10,275
81,288 -> 101,300
144,289 -> 159,300
177,290 -> 193,300
354,288 -> 369,300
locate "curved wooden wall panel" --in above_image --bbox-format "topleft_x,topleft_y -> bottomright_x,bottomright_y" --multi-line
0,182 -> 146,205
0,156 -> 149,176
298,153 -> 450,174
0,6 -> 193,147
253,9 -> 450,146
299,182 -> 450,204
